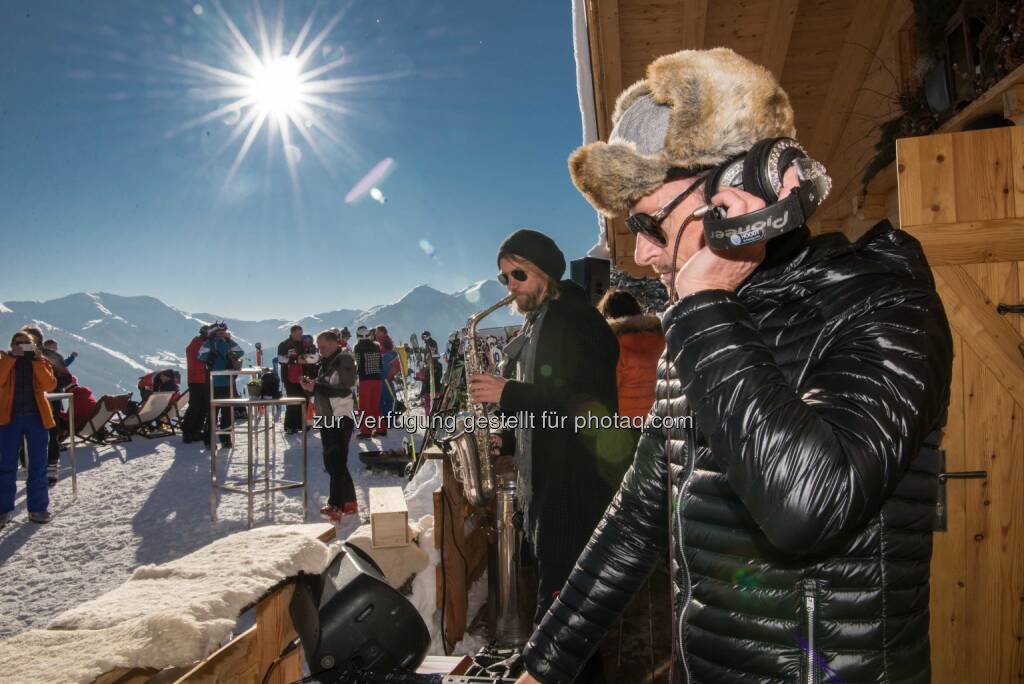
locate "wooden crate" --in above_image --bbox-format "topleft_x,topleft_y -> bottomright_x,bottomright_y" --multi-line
369,486 -> 409,549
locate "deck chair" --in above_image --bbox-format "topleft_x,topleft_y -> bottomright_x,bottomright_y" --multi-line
75,394 -> 133,445
112,391 -> 177,438
168,389 -> 190,429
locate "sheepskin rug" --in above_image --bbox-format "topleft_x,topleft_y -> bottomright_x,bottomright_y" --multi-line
0,523 -> 339,684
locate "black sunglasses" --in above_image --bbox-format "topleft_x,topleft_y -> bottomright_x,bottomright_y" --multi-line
625,173 -> 708,247
497,269 -> 528,286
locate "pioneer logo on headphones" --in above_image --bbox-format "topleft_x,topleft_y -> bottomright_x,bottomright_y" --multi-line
710,210 -> 790,245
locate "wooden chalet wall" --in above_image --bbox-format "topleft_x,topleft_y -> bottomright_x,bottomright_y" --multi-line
897,126 -> 1024,682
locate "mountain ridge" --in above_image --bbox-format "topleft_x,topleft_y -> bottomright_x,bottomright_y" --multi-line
1,282 -> 521,397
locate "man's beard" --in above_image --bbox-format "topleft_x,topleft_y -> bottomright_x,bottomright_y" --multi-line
514,291 -> 543,313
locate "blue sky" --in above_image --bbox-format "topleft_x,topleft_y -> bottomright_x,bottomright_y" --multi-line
0,0 -> 599,320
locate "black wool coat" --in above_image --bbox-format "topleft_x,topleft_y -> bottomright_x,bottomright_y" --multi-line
498,280 -> 631,618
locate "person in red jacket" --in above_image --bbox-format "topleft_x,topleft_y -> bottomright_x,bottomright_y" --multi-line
597,289 -> 665,426
58,377 -> 99,436
181,325 -> 209,443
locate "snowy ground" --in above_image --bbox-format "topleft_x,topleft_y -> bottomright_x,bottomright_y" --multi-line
0,407 -> 438,641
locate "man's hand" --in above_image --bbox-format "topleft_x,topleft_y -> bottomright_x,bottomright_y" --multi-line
70,351 -> 78,359
674,167 -> 800,300
515,674 -> 540,684
674,186 -> 766,299
468,373 -> 507,404
299,377 -> 314,392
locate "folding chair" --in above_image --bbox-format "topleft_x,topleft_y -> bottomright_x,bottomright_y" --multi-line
168,389 -> 190,430
112,391 -> 177,438
75,394 -> 133,445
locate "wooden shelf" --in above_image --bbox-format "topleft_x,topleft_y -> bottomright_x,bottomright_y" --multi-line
938,63 -> 1024,133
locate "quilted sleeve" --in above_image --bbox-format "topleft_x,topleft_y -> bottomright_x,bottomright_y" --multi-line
521,428 -> 670,683
662,285 -> 953,554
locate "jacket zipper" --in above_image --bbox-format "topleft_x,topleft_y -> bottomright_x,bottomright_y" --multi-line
674,418 -> 697,684
802,579 -> 821,684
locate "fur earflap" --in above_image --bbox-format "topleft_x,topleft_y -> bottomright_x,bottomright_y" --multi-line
569,142 -> 670,218
569,48 -> 796,216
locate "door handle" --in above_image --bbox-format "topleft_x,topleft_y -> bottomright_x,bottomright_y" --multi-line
996,303 -> 1024,314
935,450 -> 988,532
938,470 -> 987,481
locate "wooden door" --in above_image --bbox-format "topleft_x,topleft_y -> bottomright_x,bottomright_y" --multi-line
897,127 -> 1024,683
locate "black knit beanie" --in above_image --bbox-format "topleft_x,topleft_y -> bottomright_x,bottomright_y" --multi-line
496,229 -> 566,282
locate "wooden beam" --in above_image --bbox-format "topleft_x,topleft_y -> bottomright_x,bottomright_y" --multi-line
933,265 -> 1024,411
809,0 -> 895,166
93,668 -> 162,684
255,583 -> 302,684
901,218 -> 1024,266
586,0 -> 622,140
585,0 -> 623,262
680,0 -> 708,50
173,628 -> 258,682
759,0 -> 799,79
939,63 -> 1024,133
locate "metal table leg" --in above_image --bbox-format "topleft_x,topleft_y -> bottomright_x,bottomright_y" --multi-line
68,399 -> 77,499
264,402 -> 271,514
301,403 -> 308,522
246,406 -> 254,529
210,396 -> 217,522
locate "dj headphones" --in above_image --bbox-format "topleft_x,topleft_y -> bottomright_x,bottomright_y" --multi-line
699,137 -> 832,250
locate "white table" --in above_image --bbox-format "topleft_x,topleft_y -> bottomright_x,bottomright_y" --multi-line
209,396 -> 307,528
44,391 -> 77,498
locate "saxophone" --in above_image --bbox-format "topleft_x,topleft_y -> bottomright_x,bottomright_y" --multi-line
446,293 -> 515,507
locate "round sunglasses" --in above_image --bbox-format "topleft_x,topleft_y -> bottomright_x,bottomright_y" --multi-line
497,268 -> 528,286
625,173 -> 709,247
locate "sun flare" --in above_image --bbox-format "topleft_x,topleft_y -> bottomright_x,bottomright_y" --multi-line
167,2 -> 400,195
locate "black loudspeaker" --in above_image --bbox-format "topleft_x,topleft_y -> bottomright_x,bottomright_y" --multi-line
570,257 -> 610,306
289,543 -> 430,679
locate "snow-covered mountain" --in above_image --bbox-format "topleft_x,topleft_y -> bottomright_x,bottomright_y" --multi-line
0,282 -> 521,397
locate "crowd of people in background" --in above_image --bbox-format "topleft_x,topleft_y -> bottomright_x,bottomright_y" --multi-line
0,292 -> 663,533
172,319 -> 439,522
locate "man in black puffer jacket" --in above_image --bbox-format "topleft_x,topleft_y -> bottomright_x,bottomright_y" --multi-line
517,49 -> 953,684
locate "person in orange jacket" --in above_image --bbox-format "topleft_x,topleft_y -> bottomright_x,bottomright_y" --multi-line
0,330 -> 58,527
597,289 -> 665,425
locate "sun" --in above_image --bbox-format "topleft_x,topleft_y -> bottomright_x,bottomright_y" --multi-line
167,3 -> 401,195
247,55 -> 303,118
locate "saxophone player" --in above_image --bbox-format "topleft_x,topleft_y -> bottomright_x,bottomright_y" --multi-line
468,229 -> 629,682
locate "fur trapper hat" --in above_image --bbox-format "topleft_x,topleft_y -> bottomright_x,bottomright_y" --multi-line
569,48 -> 796,217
